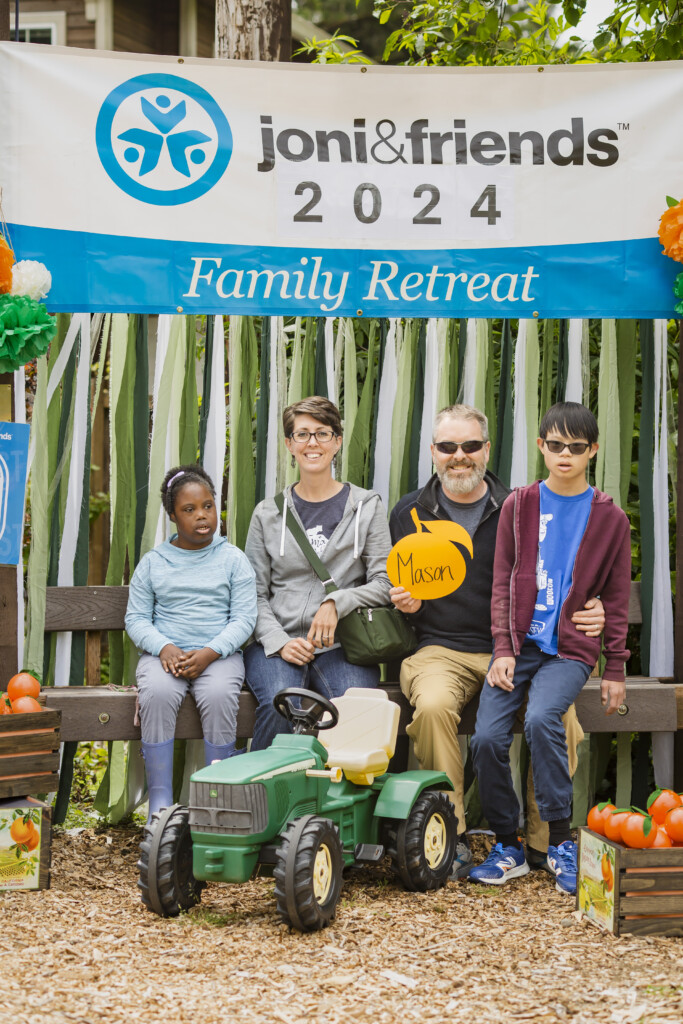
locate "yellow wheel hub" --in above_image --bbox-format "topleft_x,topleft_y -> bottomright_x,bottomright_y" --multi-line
424,812 -> 447,869
313,843 -> 333,902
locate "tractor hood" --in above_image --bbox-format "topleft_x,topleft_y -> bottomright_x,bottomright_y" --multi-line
190,734 -> 329,787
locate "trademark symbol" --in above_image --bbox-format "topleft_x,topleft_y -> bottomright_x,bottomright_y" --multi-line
617,122 -> 630,131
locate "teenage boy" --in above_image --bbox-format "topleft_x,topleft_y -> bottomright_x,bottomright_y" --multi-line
469,402 -> 631,896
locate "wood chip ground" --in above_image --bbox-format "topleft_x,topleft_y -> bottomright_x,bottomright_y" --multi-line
1,830 -> 681,1024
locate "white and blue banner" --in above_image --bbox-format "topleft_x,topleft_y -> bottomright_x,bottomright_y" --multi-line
0,43 -> 682,317
0,421 -> 30,566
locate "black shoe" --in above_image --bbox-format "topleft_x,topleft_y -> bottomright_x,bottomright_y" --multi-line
526,846 -> 553,874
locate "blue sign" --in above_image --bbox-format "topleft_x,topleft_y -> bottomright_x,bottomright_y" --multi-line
0,422 -> 30,566
95,73 -> 233,206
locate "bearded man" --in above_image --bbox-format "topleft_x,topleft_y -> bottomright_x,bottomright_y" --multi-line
389,404 -> 603,878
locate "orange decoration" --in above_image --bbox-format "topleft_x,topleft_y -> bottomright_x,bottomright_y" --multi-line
0,236 -> 14,294
387,508 -> 473,601
604,809 -> 631,844
9,817 -> 35,845
658,200 -> 683,263
621,813 -> 657,849
6,672 -> 41,703
10,695 -> 42,714
600,853 -> 614,891
651,828 -> 673,848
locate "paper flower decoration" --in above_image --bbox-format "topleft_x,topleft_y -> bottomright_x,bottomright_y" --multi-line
10,260 -> 52,301
0,293 -> 57,373
658,197 -> 683,263
0,237 -> 14,294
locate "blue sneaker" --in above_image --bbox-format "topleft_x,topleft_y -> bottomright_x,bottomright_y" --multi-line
469,842 -> 530,885
547,840 -> 578,895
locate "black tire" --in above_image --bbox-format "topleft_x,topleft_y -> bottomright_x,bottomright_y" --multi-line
386,790 -> 458,892
273,815 -> 344,932
137,804 -> 204,917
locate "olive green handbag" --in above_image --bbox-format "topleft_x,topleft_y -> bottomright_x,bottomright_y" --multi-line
274,493 -> 417,666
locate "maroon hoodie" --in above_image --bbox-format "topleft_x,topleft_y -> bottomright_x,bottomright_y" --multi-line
491,482 -> 631,683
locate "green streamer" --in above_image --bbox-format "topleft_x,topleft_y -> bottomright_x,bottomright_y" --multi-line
407,320 -> 426,493
313,318 -> 328,398
198,315 -> 214,462
132,316 -> 149,565
493,320 -> 513,485
556,320 -> 568,401
179,318 -> 199,465
524,320 -> 540,483
638,320 -> 655,673
536,320 -> 556,479
254,316 -> 270,503
595,320 -> 621,503
227,316 -> 258,548
346,321 -> 377,487
616,320 -> 637,509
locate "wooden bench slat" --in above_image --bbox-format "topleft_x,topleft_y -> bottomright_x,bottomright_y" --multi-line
45,679 -> 682,743
44,586 -> 129,631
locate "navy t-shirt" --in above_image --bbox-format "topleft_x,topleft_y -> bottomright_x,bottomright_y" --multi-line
292,484 -> 350,556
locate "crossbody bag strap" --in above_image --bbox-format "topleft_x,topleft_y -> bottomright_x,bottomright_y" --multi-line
274,492 -> 338,595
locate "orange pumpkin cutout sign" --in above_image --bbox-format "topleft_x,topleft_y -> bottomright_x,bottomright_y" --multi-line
387,508 -> 473,600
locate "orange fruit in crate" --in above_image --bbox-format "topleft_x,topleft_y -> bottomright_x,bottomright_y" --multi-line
663,806 -> 683,843
10,695 -> 42,714
621,813 -> 657,849
652,828 -> 673,848
647,788 -> 682,825
587,801 -> 616,836
0,693 -> 11,714
9,817 -> 36,845
604,809 -> 631,843
7,673 -> 41,703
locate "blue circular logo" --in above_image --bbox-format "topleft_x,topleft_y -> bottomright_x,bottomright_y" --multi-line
96,73 -> 232,206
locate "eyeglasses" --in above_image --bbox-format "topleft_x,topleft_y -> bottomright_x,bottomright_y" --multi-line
544,440 -> 591,455
289,429 -> 337,444
433,440 -> 486,455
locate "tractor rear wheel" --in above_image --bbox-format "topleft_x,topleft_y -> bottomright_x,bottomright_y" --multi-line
274,815 -> 343,932
387,790 -> 457,892
138,804 -> 204,917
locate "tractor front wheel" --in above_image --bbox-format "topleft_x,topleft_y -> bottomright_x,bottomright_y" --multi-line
387,790 -> 457,892
274,815 -> 344,932
137,804 -> 204,917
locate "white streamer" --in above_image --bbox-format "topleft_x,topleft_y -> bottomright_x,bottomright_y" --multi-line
54,315 -> 91,686
372,319 -> 399,509
418,319 -> 439,487
565,319 -> 584,402
509,321 -> 528,488
650,319 -> 675,787
202,315 -> 227,517
324,317 -> 336,407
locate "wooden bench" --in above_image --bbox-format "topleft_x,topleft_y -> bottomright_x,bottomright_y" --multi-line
42,584 -> 683,749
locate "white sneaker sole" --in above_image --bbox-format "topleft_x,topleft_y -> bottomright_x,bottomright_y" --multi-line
470,862 -> 530,885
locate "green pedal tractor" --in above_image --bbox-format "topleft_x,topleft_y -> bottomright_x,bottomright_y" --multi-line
138,687 -> 457,931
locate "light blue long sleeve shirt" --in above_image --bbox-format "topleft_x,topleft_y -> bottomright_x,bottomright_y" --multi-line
125,536 -> 257,658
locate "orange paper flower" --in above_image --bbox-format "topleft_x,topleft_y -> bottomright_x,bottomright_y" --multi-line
0,236 -> 14,294
658,200 -> 683,263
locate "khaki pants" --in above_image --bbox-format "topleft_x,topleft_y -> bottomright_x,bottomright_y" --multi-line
399,645 -> 584,851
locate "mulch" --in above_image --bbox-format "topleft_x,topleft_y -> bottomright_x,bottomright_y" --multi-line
0,829 -> 682,1024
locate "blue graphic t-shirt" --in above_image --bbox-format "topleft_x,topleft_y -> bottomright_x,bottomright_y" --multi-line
527,482 -> 594,655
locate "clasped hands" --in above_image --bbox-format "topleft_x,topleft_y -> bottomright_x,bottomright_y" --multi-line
159,644 -> 219,680
279,600 -> 339,666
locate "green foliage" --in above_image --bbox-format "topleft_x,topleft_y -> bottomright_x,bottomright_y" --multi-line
295,30 -> 373,63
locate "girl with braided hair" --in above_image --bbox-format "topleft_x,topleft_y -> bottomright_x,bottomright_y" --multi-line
125,465 -> 257,822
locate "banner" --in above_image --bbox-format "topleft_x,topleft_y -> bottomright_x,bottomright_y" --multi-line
0,421 -> 30,566
1,43 -> 682,317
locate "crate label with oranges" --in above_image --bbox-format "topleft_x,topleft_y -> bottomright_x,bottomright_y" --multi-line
0,805 -> 44,890
577,830 -> 616,932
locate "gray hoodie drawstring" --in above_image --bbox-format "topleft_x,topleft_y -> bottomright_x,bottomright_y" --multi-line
279,498 -> 288,557
354,500 -> 362,559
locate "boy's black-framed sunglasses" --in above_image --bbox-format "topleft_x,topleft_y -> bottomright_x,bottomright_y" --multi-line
543,440 -> 592,455
433,440 -> 486,455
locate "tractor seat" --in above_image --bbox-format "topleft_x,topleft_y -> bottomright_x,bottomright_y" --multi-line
320,687 -> 400,785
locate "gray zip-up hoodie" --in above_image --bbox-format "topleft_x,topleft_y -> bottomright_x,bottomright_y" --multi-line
245,483 -> 392,657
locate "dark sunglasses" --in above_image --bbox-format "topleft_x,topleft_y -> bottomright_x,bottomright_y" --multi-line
433,440 -> 486,455
544,440 -> 591,455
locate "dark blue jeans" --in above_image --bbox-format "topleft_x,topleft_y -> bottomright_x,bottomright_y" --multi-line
244,643 -> 380,750
471,642 -> 591,834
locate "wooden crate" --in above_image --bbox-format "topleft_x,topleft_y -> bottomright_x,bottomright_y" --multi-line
0,796 -> 52,890
0,709 -> 61,799
577,826 -> 683,937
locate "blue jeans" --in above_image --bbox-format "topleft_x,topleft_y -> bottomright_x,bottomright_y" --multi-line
471,642 -> 591,833
244,643 -> 379,750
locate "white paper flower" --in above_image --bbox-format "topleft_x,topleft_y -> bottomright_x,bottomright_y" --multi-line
10,260 -> 52,301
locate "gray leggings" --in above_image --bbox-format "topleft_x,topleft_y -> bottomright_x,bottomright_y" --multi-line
136,652 -> 245,744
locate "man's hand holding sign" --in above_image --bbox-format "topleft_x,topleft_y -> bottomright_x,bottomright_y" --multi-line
387,507 -> 473,608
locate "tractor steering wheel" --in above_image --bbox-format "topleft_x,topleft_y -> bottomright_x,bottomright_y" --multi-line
272,688 -> 339,735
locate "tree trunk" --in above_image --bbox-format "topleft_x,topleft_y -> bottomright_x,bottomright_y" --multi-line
215,0 -> 291,60
0,1 -> 10,42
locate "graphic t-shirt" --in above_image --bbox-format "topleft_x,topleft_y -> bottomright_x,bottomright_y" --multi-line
527,481 -> 593,655
292,484 -> 350,555
438,484 -> 489,538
